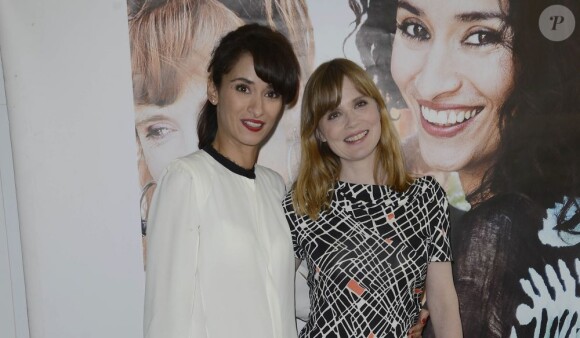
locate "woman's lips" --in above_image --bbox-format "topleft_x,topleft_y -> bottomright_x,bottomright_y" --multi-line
344,130 -> 369,143
418,104 -> 483,138
420,105 -> 482,125
241,119 -> 265,132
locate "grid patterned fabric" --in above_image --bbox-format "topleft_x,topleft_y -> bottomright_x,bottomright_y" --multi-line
283,176 -> 452,338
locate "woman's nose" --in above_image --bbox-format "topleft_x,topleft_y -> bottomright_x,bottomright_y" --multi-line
247,94 -> 264,117
414,42 -> 461,100
344,110 -> 358,129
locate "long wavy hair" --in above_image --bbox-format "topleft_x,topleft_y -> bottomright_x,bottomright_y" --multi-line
349,0 -> 403,108
473,0 -> 580,231
292,58 -> 412,219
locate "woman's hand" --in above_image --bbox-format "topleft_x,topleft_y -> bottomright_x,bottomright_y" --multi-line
408,308 -> 429,337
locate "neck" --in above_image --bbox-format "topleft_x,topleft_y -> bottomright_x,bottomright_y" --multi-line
212,138 -> 258,170
339,160 -> 376,185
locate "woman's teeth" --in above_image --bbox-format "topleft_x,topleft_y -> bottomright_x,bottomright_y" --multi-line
421,106 -> 480,126
243,120 -> 263,128
345,130 -> 368,142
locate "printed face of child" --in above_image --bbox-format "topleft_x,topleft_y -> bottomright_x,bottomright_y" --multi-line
135,77 -> 206,181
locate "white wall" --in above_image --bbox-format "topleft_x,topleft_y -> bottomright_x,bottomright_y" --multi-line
0,54 -> 29,338
0,1 -> 144,337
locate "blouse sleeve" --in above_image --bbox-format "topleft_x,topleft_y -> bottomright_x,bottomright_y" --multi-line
282,190 -> 305,260
425,177 -> 453,262
144,161 -> 199,338
451,194 -> 543,337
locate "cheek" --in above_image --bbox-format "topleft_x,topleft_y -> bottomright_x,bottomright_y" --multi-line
140,145 -> 168,181
391,39 -> 416,91
173,111 -> 198,149
138,125 -> 188,179
464,48 -> 513,107
317,121 -> 335,142
216,104 -> 233,126
142,141 -> 189,180
370,116 -> 383,143
266,101 -> 284,120
484,55 -> 514,108
371,109 -> 382,125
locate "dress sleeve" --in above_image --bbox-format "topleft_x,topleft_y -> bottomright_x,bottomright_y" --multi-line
282,191 -> 305,260
451,194 -> 542,337
425,177 -> 453,262
144,162 -> 199,338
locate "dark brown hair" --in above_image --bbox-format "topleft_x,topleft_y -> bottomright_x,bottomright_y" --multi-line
197,23 -> 301,148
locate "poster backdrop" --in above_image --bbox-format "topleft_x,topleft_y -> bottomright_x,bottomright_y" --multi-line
127,0 -> 579,337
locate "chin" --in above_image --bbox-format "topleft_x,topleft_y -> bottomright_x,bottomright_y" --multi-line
422,151 -> 468,173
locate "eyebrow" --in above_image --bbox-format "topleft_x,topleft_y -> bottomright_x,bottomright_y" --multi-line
456,11 -> 505,22
230,77 -> 274,89
397,1 -> 422,16
351,95 -> 367,103
397,0 -> 505,22
230,77 -> 254,84
341,95 -> 369,108
135,114 -> 172,127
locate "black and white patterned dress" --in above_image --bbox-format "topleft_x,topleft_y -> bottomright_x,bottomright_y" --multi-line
283,176 -> 452,338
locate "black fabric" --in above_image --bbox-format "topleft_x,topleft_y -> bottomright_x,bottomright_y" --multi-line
425,193 -> 580,337
203,145 -> 256,179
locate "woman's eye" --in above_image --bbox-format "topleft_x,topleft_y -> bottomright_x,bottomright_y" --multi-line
397,20 -> 430,41
235,84 -> 250,93
265,90 -> 281,99
145,124 -> 176,140
327,111 -> 340,120
464,30 -> 502,46
355,100 -> 368,108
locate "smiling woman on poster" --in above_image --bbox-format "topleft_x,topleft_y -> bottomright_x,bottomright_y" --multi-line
143,24 -> 301,337
353,0 -> 580,336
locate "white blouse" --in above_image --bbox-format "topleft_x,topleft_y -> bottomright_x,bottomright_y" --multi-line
144,148 -> 297,338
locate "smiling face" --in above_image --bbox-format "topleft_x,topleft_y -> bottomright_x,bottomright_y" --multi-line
208,53 -> 284,164
317,76 -> 382,176
391,0 -> 514,188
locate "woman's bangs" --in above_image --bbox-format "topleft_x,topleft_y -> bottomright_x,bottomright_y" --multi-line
252,47 -> 299,103
311,69 -> 343,121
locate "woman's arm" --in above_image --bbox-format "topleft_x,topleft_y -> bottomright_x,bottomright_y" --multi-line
425,261 -> 462,338
144,163 -> 200,338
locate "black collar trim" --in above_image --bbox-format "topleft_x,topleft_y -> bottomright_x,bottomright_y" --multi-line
203,145 -> 256,179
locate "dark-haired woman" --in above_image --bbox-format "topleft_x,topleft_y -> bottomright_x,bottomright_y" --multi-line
353,0 -> 580,336
144,24 -> 301,338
